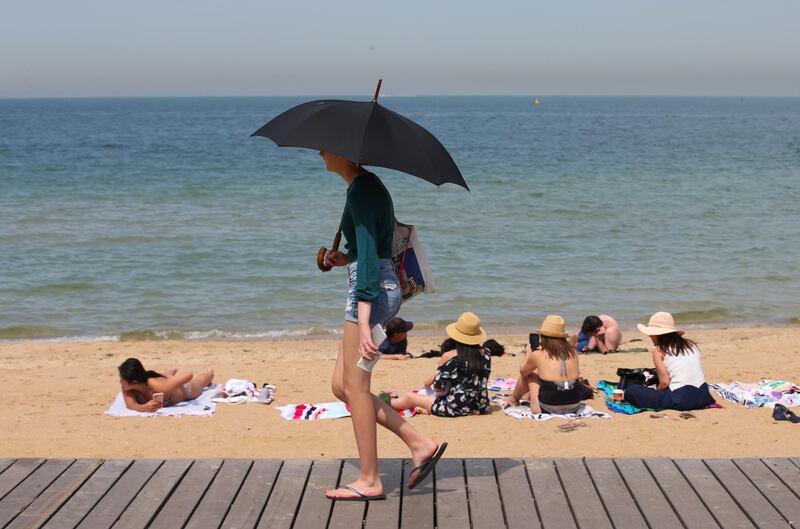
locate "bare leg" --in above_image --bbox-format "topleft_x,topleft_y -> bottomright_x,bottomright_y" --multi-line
526,372 -> 543,413
185,368 -> 214,399
604,327 -> 622,351
326,322 -> 437,499
390,392 -> 435,414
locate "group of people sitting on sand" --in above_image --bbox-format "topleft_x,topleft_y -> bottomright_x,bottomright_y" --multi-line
383,310 -> 714,417
117,311 -> 714,417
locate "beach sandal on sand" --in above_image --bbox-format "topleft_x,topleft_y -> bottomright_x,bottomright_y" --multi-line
773,404 -> 800,423
407,442 -> 448,490
325,485 -> 386,501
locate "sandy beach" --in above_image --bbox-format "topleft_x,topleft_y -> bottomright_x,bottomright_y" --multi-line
1,326 -> 798,460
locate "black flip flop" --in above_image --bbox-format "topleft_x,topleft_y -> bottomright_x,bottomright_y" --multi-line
407,442 -> 448,490
774,404 -> 800,423
325,485 -> 386,501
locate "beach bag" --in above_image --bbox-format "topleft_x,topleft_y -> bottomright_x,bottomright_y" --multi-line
616,368 -> 659,390
392,221 -> 435,303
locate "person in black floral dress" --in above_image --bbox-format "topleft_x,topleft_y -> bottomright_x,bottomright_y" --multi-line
389,312 -> 491,417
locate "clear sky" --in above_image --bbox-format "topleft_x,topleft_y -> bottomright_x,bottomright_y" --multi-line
2,0 -> 799,97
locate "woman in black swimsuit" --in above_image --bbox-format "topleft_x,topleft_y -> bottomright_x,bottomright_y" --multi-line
506,315 -> 582,414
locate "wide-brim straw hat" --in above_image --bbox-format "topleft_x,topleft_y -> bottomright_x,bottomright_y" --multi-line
637,311 -> 685,336
446,312 -> 486,345
539,314 -> 569,338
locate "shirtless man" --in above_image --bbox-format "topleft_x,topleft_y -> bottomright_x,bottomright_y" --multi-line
577,314 -> 622,353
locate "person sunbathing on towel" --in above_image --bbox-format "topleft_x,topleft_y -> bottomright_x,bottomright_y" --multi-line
118,357 -> 214,412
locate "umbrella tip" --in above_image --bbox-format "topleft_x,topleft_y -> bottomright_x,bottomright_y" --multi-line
372,79 -> 383,102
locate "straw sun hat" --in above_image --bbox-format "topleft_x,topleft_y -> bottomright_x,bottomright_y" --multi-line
637,311 -> 685,336
446,312 -> 487,345
539,315 -> 569,338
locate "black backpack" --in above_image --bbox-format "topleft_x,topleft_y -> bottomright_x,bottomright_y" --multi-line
616,368 -> 659,390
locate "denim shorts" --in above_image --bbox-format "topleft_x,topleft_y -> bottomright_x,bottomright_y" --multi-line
344,258 -> 402,326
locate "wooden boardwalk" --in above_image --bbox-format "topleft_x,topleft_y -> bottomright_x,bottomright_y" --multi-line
1,457 -> 799,529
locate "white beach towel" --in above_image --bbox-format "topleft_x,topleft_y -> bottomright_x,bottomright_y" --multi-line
502,402 -> 610,421
105,385 -> 218,417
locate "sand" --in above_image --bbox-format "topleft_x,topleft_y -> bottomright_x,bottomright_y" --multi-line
1,326 -> 798,459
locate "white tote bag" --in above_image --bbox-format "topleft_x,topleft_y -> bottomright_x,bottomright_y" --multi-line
391,221 -> 435,303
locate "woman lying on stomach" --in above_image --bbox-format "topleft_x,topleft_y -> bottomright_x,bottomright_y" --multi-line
118,357 -> 214,412
624,312 -> 715,411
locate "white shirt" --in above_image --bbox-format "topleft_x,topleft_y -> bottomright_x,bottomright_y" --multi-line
663,345 -> 706,391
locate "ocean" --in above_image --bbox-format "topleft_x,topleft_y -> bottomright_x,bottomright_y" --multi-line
1,96 -> 798,341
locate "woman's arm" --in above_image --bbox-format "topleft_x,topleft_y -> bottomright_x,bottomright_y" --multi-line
652,347 -> 670,390
148,373 -> 193,394
519,344 -> 538,375
122,391 -> 160,412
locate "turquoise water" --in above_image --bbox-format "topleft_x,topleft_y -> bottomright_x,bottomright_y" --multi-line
1,96 -> 799,340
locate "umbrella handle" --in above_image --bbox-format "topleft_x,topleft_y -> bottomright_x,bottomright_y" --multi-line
317,231 -> 342,272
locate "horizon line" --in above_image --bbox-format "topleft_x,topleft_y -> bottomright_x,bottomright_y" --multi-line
2,93 -> 800,100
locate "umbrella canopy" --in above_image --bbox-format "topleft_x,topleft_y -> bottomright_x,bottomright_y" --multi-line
251,82 -> 468,190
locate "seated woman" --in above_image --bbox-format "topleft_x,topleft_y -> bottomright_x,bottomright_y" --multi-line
577,314 -> 622,353
118,357 -> 214,412
506,315 -> 582,414
624,312 -> 715,411
389,312 -> 491,417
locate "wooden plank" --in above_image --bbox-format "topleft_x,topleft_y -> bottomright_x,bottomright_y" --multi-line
219,460 -> 281,529
0,459 -> 74,528
525,459 -> 577,529
554,458 -> 612,529
147,459 -> 222,529
736,459 -> 800,527
255,459 -> 311,529
672,458 -> 754,529
111,459 -> 192,529
184,459 -> 252,529
6,459 -> 101,529
432,459 -> 468,529
291,460 -> 340,529
464,459 -> 504,529
75,459 -> 162,529
613,459 -> 683,529
644,458 -> 720,529
328,459 -> 365,529
762,458 -> 800,499
400,458 -> 433,529
0,460 -> 16,476
41,459 -> 132,529
705,459 -> 791,529
363,459 -> 403,529
585,459 -> 648,529
494,459 -> 539,529
0,460 -> 45,501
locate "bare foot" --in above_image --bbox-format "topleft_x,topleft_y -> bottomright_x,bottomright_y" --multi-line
409,438 -> 438,474
325,480 -> 383,499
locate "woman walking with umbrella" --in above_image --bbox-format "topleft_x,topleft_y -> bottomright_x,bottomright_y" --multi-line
252,81 -> 462,499
320,151 -> 445,500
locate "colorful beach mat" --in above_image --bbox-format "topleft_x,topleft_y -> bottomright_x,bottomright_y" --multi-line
710,380 -> 800,409
277,401 -> 417,421
488,377 -> 517,392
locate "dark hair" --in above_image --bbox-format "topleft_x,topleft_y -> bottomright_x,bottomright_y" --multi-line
581,315 -> 603,334
118,358 -> 163,384
541,336 -> 576,361
654,332 -> 697,356
455,341 -> 484,377
440,337 -> 457,355
482,339 -> 505,357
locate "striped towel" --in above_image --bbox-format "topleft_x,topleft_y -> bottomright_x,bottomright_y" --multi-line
277,401 -> 417,421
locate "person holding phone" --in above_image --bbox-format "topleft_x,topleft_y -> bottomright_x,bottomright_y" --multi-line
118,358 -> 214,411
321,151 -> 444,501
505,315 -> 583,414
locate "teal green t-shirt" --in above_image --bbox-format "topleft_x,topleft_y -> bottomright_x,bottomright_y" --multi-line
340,172 -> 394,303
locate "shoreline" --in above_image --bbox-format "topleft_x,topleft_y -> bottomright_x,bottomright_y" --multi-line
1,326 -> 799,459
2,320 -> 798,345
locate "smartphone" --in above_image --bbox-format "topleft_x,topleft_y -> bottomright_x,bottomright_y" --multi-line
528,332 -> 540,350
357,324 -> 387,373
152,393 -> 164,407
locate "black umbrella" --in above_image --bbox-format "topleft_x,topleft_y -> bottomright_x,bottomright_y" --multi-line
251,80 -> 468,190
